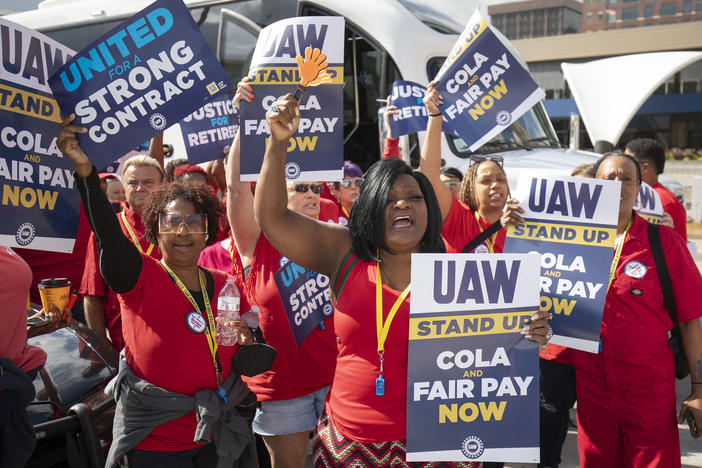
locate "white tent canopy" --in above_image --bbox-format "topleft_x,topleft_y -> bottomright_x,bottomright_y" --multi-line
562,51 -> 702,148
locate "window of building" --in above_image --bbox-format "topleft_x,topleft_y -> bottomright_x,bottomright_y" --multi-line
682,80 -> 697,93
588,12 -> 593,21
598,11 -> 604,20
697,0 -> 702,11
622,7 -> 639,19
622,0 -> 637,3
588,0 -> 592,5
683,1 -> 692,12
608,12 -> 617,21
608,0 -> 617,5
644,5 -> 653,17
660,3 -> 676,15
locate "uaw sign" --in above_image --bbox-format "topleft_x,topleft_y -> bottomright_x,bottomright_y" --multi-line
48,0 -> 233,171
239,16 -> 344,181
504,172 -> 619,352
406,253 -> 541,463
0,18 -> 80,252
433,10 -> 545,152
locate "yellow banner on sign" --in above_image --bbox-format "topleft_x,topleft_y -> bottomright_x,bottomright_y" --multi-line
0,83 -> 61,123
249,66 -> 344,85
409,310 -> 536,340
506,222 -> 616,247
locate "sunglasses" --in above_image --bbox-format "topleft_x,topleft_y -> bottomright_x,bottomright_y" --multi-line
291,184 -> 324,194
444,181 -> 461,188
158,213 -> 208,234
340,178 -> 364,188
469,154 -> 504,166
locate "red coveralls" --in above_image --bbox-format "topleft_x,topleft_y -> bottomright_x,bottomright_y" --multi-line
573,214 -> 702,467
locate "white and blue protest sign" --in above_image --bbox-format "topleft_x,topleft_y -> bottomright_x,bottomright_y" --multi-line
433,10 -> 545,152
634,181 -> 664,224
407,253 -> 541,463
239,16 -> 344,181
0,19 -> 80,252
48,0 -> 233,171
388,81 -> 428,137
504,172 -> 620,352
273,259 -> 333,346
179,93 -> 238,165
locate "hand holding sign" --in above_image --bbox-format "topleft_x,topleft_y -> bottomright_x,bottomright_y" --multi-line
57,114 -> 92,178
294,46 -> 329,100
267,95 -> 301,142
423,81 -> 443,115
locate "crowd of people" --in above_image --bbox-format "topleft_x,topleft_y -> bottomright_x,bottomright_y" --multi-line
1,71 -> 701,468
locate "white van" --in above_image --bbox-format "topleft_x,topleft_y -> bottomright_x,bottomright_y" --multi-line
6,0 -> 599,184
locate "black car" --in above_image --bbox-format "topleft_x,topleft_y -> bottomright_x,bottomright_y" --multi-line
26,321 -> 118,468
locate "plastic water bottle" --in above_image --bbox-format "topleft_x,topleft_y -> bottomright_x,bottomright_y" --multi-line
216,278 -> 241,346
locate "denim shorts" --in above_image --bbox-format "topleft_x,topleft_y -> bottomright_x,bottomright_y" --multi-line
252,386 -> 329,436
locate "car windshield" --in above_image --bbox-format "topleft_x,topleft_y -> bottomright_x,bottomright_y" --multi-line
1,0 -> 42,15
426,56 -> 561,156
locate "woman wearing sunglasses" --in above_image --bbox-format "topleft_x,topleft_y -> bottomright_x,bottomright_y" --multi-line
223,79 -> 339,468
420,81 -> 518,254
329,160 -> 364,226
253,93 -> 550,466
56,116 -> 257,468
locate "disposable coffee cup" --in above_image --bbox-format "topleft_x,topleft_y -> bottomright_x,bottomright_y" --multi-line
38,278 -> 71,319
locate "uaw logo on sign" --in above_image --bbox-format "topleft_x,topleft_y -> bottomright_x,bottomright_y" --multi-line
16,222 -> 36,246
150,113 -> 167,131
496,110 -> 512,126
285,162 -> 302,179
461,436 -> 485,459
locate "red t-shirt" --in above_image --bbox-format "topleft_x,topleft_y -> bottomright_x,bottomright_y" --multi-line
319,198 -> 340,224
16,204 -> 91,304
240,235 -> 337,401
0,247 -> 46,373
119,254 -> 247,451
442,197 -> 506,253
653,182 -> 687,242
80,207 -> 160,351
327,254 -> 409,442
573,214 -> 702,381
199,237 -> 234,275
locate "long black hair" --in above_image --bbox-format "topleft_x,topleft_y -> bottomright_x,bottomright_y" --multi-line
348,158 -> 443,261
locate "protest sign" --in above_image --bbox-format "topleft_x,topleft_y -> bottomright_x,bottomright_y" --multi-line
273,258 -> 333,345
407,253 -> 541,463
48,0 -> 233,171
388,81 -> 428,137
634,181 -> 664,224
433,10 -> 545,152
179,93 -> 238,165
239,16 -> 344,181
0,19 -> 80,252
503,172 -> 619,352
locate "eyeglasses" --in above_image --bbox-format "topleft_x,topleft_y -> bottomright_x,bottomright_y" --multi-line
469,154 -> 504,166
291,184 -> 324,194
158,213 -> 208,234
444,181 -> 461,188
340,178 -> 364,188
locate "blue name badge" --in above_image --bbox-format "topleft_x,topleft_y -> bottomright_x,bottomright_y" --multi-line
375,374 -> 385,396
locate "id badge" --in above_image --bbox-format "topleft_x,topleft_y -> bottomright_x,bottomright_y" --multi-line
375,374 -> 385,396
217,386 -> 228,403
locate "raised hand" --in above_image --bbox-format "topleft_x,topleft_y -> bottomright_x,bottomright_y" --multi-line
57,114 -> 92,178
423,80 -> 443,115
234,76 -> 254,108
266,94 -> 300,144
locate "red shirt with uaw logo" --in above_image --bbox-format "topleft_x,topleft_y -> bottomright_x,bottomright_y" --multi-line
118,253 -> 248,452
573,213 -> 702,391
442,197 -> 506,253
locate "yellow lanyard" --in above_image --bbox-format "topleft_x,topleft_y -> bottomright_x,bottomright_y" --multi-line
341,205 -> 350,218
607,218 -> 633,293
122,211 -> 155,256
474,212 -> 496,253
375,262 -> 411,387
160,261 -> 223,387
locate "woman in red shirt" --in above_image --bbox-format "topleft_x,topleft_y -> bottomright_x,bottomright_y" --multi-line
419,81 -> 510,254
253,94 -> 550,467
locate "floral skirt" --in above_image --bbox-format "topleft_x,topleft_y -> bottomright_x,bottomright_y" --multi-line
312,412 -> 481,468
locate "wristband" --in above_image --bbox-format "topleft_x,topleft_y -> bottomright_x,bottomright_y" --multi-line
692,381 -> 702,385
429,112 -> 442,117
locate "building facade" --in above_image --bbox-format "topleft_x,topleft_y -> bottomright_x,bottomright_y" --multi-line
510,22 -> 702,149
582,0 -> 702,32
488,0 -> 582,39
